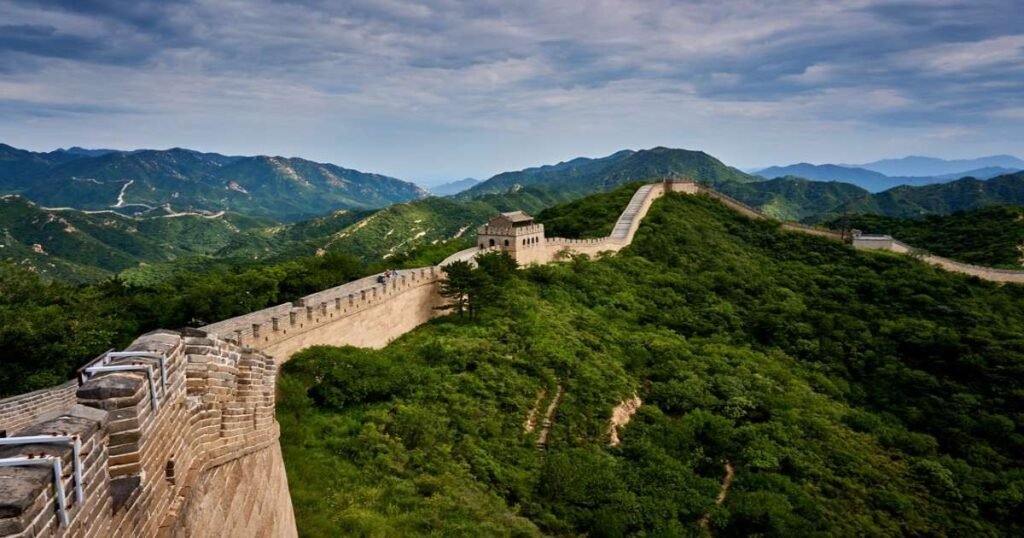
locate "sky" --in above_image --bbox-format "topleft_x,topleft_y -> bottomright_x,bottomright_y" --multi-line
0,0 -> 1022,185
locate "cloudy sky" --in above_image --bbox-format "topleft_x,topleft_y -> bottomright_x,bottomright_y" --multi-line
1,0 -> 1021,184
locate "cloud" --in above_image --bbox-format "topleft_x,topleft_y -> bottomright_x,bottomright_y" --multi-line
0,0 -> 1021,177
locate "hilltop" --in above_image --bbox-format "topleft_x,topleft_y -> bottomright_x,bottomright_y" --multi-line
0,144 -> 427,221
460,147 -> 754,199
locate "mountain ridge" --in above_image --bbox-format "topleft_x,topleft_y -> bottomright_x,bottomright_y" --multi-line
0,143 -> 428,222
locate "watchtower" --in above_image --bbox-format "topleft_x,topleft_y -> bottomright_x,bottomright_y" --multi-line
477,211 -> 546,263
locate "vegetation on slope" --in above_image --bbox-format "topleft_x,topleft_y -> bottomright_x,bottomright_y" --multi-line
0,144 -> 427,221
461,147 -> 754,200
0,239 -> 468,396
0,195 -> 276,281
828,206 -> 1024,268
715,177 -> 868,221
818,171 -> 1024,220
279,190 -> 1024,536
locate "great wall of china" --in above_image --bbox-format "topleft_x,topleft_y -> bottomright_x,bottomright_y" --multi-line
2,179 -> 1022,537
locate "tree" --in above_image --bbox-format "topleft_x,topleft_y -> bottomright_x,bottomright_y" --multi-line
438,260 -> 479,317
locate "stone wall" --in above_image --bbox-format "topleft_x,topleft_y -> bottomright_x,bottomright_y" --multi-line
0,382 -> 79,437
199,266 -> 445,360
0,330 -> 296,538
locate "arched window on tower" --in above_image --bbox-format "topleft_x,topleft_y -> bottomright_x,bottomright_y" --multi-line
489,238 -> 495,247
504,239 -> 510,247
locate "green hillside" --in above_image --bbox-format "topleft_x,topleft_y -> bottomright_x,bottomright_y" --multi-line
820,171 -> 1024,220
0,144 -> 427,221
830,206 -> 1024,269
249,186 -> 581,262
461,147 -> 754,199
279,190 -> 1024,536
716,176 -> 869,220
0,195 -> 274,281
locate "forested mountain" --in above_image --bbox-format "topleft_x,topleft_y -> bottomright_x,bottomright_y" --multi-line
460,147 -> 754,199
0,194 -> 274,281
716,176 -> 869,220
829,206 -> 1024,269
0,143 -> 427,221
278,189 -> 1024,536
817,172 -> 1024,220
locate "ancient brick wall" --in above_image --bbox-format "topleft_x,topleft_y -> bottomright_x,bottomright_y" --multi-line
0,330 -> 295,538
0,382 -> 79,437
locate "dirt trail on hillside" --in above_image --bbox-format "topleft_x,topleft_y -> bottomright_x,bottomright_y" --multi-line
698,461 -> 735,533
523,388 -> 547,433
536,384 -> 564,449
608,393 -> 642,446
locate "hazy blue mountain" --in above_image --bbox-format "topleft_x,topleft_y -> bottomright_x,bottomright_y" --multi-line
460,147 -> 755,199
429,178 -> 481,196
812,171 -> 1024,221
932,166 -> 1020,180
752,163 -> 908,192
854,155 -> 1024,177
0,144 -> 428,221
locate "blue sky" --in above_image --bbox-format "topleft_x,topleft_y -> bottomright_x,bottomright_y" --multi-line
0,0 -> 1021,185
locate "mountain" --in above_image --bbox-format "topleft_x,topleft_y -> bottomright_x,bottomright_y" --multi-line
814,171 -> 1024,220
826,206 -> 1024,269
716,176 -> 869,220
752,163 -> 911,192
229,184 -> 579,262
0,194 -> 274,281
460,147 -> 755,199
932,166 -> 1019,180
854,155 -> 1024,177
0,144 -> 428,221
429,178 -> 481,196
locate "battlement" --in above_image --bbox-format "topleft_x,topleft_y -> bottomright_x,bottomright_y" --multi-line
200,266 -> 444,357
0,330 -> 293,537
477,223 -> 545,237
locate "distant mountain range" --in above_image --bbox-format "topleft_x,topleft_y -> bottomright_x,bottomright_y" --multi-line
757,153 -> 1019,191
0,194 -> 275,281
7,142 -> 1024,282
429,178 -> 481,196
0,144 -> 427,222
814,171 -> 1024,221
718,171 -> 1024,223
460,147 -> 755,199
852,155 -> 1024,177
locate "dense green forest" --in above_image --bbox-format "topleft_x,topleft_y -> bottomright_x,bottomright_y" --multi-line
828,206 -> 1024,268
279,191 -> 1024,536
0,240 -> 466,396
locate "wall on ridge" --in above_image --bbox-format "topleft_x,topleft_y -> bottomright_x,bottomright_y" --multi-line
199,267 -> 445,361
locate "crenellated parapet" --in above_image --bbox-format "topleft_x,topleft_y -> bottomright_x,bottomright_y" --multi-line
200,266 -> 444,358
0,330 -> 293,537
